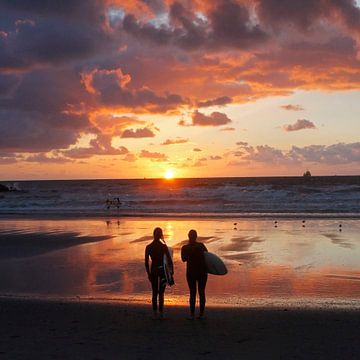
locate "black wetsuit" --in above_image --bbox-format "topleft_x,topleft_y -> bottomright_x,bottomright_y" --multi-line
145,241 -> 172,311
181,242 -> 208,315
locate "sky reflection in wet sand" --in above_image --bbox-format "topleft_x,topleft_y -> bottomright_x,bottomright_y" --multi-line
0,218 -> 359,307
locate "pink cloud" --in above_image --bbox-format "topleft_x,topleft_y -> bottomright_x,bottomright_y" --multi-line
139,150 -> 168,161
63,134 -> 128,159
25,154 -> 72,163
209,155 -> 222,160
227,141 -> 360,166
161,138 -> 189,145
123,153 -> 137,162
281,104 -> 305,111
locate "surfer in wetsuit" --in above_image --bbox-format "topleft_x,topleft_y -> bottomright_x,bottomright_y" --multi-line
145,227 -> 173,319
181,229 -> 208,319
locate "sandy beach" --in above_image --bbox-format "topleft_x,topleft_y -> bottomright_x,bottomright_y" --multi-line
1,217 -> 360,358
1,298 -> 359,359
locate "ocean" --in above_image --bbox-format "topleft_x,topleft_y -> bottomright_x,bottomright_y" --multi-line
1,176 -> 360,217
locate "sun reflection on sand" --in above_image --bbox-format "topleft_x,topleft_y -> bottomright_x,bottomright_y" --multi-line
0,218 -> 360,306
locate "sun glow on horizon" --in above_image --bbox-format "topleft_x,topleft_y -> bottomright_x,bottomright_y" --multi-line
164,169 -> 175,179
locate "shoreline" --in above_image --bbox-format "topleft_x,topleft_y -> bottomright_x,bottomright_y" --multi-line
1,293 -> 360,311
1,212 -> 360,220
1,297 -> 360,359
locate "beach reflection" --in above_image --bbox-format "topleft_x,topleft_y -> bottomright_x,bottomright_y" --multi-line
0,218 -> 360,306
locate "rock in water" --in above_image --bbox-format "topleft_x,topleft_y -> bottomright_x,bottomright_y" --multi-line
0,184 -> 9,192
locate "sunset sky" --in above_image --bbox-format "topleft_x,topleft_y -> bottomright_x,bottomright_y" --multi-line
0,0 -> 360,180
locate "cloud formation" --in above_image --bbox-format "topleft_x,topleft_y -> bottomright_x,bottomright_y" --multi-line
229,141 -> 360,166
62,134 -> 128,159
121,127 -> 156,138
283,119 -> 317,132
81,68 -> 185,112
161,138 -> 188,145
179,110 -> 232,127
139,150 -> 168,161
197,96 -> 232,108
0,0 -> 359,176
281,104 -> 305,111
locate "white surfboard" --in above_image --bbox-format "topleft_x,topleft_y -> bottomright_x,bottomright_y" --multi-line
163,247 -> 174,286
204,252 -> 228,275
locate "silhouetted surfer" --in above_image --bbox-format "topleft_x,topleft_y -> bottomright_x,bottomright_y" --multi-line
181,229 -> 208,319
145,227 -> 173,319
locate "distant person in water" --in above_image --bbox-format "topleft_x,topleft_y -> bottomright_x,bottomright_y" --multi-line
181,229 -> 208,319
145,227 -> 173,319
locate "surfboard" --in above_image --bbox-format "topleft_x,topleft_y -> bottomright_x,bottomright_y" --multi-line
163,247 -> 174,286
204,252 -> 228,275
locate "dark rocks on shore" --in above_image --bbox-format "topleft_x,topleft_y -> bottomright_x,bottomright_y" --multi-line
0,184 -> 9,192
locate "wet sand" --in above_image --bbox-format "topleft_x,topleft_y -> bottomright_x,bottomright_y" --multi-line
1,298 -> 359,359
1,217 -> 360,305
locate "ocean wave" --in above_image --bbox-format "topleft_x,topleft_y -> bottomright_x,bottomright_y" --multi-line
1,177 -> 360,216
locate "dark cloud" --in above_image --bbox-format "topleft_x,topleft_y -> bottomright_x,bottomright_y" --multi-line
0,74 -> 20,98
121,127 -> 156,138
0,0 -> 102,20
255,0 -> 360,33
220,127 -> 235,131
82,68 -> 185,112
0,110 -> 88,153
193,148 -> 202,152
209,0 -> 268,49
283,119 -> 316,131
122,1 -> 268,50
179,110 -> 232,127
281,104 -> 304,111
197,95 -> 232,108
0,4 -> 106,71
161,138 -> 188,145
255,0 -> 324,31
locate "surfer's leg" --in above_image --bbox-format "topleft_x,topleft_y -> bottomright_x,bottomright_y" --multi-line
158,278 -> 166,313
151,274 -> 159,311
198,273 -> 208,317
186,273 -> 196,317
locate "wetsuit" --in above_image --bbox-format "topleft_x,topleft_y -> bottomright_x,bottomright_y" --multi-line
145,241 -> 172,312
181,242 -> 208,315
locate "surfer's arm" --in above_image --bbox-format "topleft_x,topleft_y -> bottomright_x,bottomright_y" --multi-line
165,247 -> 174,274
181,245 -> 188,262
145,246 -> 151,279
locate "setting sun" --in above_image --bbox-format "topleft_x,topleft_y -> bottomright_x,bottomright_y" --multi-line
164,169 -> 175,179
